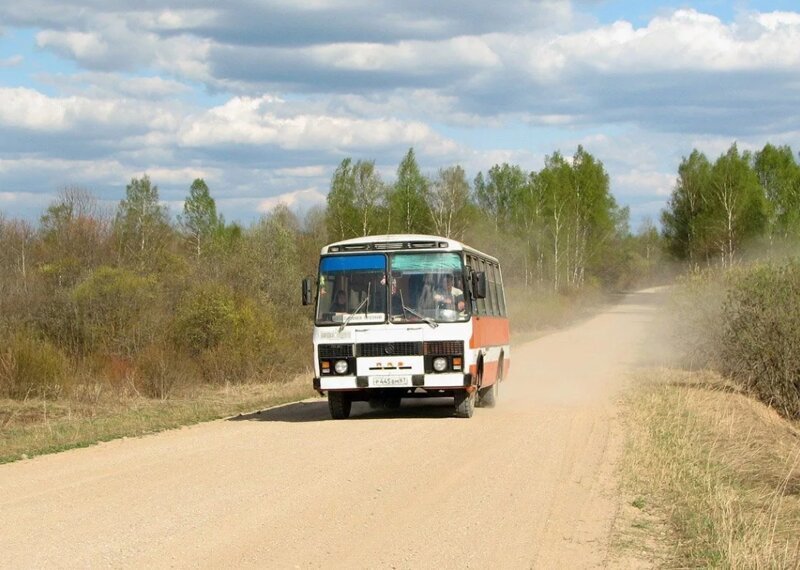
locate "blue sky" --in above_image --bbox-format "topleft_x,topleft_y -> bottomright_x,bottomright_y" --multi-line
1,1 -> 799,228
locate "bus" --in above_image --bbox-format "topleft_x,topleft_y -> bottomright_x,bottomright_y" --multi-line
302,234 -> 510,419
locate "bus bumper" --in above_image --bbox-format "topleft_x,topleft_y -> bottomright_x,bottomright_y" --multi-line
314,373 -> 472,392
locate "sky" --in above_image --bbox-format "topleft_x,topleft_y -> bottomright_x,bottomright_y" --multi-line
1,1 -> 799,229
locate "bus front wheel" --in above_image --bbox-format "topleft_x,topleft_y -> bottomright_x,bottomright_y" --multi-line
454,389 -> 475,418
328,392 -> 352,419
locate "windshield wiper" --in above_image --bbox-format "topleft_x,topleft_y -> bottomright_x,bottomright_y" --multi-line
339,282 -> 372,332
400,291 -> 439,329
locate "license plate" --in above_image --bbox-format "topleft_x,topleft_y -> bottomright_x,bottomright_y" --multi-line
369,375 -> 412,387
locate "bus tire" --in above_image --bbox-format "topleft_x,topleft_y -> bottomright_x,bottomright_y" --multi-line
328,392 -> 352,419
454,389 -> 475,418
478,381 -> 498,408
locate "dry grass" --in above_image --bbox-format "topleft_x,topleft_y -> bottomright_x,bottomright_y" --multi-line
0,376 -> 316,464
617,368 -> 800,568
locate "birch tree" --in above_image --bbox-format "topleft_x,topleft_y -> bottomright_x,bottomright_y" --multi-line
388,148 -> 431,234
430,165 -> 472,239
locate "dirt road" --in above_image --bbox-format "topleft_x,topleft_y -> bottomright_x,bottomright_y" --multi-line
0,289 -> 665,568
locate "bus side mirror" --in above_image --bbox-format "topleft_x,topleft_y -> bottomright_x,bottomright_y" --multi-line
302,278 -> 313,306
471,271 -> 487,299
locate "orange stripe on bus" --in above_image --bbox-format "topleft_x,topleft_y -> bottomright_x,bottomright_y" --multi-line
469,316 -> 510,348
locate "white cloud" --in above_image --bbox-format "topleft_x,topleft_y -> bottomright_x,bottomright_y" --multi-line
178,95 -> 459,155
256,187 -> 327,213
0,54 -> 23,67
309,35 -> 499,72
614,170 -> 675,198
274,165 -> 328,177
0,87 -> 180,133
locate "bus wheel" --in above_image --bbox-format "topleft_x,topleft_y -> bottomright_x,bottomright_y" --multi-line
454,389 -> 475,418
478,381 -> 498,408
328,392 -> 352,419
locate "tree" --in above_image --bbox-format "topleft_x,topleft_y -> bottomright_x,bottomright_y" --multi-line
474,163 -> 527,231
180,178 -> 222,259
662,150 -> 713,264
569,145 -> 616,286
352,160 -> 386,236
754,143 -> 800,242
706,144 -> 766,266
387,148 -> 432,234
538,152 -> 573,291
429,166 -> 472,239
326,158 -> 358,241
114,175 -> 171,268
511,171 -> 547,286
39,187 -> 109,285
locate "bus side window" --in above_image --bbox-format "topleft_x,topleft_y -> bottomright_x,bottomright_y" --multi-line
485,259 -> 497,316
475,257 -> 487,316
496,264 -> 507,316
468,257 -> 479,314
487,263 -> 499,316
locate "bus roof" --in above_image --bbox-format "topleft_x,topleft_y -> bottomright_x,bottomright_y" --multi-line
321,234 -> 499,264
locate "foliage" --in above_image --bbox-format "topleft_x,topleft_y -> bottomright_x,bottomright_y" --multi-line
179,178 -> 223,259
0,332 -> 70,399
114,175 -> 171,269
388,148 -> 432,234
720,261 -> 800,419
71,267 -> 158,356
662,142 -> 793,267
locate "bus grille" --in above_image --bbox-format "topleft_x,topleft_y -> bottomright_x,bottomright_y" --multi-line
423,341 -> 463,355
318,344 -> 354,358
357,342 -> 423,357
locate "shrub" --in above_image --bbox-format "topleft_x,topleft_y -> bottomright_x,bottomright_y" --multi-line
71,266 -> 158,355
720,261 -> 800,419
134,344 -> 198,399
0,332 -> 70,399
172,284 -> 277,383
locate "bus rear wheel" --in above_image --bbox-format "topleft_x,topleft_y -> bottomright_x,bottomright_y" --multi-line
454,389 -> 475,418
328,392 -> 352,419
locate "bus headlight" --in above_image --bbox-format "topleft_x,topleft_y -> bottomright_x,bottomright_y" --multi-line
334,360 -> 349,374
432,357 -> 448,372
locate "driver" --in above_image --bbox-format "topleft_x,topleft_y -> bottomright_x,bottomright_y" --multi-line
330,289 -> 349,312
434,274 -> 465,312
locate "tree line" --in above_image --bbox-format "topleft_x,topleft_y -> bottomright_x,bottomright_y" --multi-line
326,147 -> 649,292
662,143 -> 800,266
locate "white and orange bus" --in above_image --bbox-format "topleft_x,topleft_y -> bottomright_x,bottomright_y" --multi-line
302,234 -> 510,419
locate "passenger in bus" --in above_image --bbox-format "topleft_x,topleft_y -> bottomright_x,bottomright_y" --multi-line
330,289 -> 349,312
434,274 -> 465,312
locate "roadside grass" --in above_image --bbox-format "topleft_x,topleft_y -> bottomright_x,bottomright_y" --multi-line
0,376 -> 316,464
616,368 -> 800,568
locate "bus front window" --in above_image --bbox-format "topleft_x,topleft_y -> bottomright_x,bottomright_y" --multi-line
388,252 -> 470,323
316,254 -> 387,325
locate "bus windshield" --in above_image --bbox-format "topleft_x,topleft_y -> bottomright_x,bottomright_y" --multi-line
388,252 -> 469,324
316,254 -> 387,325
315,251 -> 469,326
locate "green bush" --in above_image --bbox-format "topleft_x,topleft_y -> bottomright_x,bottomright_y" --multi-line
173,284 -> 276,383
720,261 -> 800,419
71,266 -> 157,355
0,332 -> 70,399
